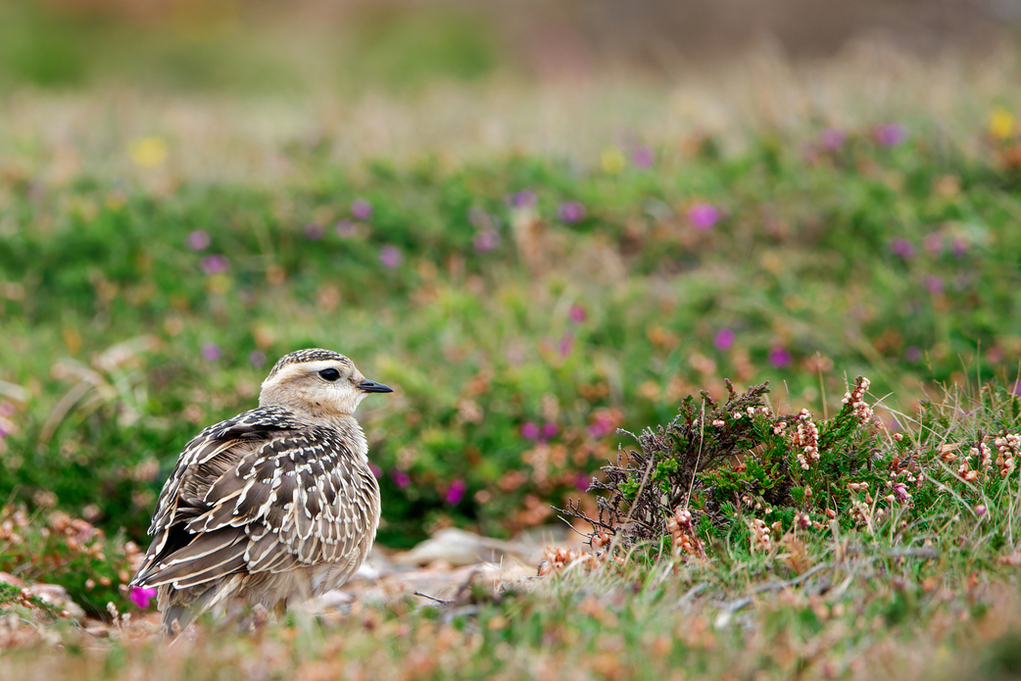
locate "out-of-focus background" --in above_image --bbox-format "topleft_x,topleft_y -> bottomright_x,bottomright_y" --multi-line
3,0 -> 1021,613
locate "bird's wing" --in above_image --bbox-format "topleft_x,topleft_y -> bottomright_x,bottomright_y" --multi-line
131,407 -> 379,590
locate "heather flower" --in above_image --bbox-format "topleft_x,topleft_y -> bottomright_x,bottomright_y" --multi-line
336,219 -> 357,238
249,349 -> 266,368
390,469 -> 411,489
687,203 -> 720,231
521,422 -> 540,440
351,198 -> 373,220
201,343 -> 222,362
200,254 -> 229,275
575,472 -> 590,492
924,275 -> 945,294
369,463 -> 382,478
890,239 -> 914,259
951,236 -> 968,257
631,145 -> 655,169
445,479 -> 467,505
714,328 -> 735,351
768,347 -> 792,368
129,586 -> 157,609
569,304 -> 586,324
473,230 -> 500,252
557,201 -> 586,224
558,332 -> 575,358
975,504 -> 987,516
819,127 -> 846,151
904,346 -> 922,363
541,422 -> 559,440
509,190 -> 538,209
187,230 -> 211,251
304,222 -> 325,240
874,123 -> 907,146
379,246 -> 402,269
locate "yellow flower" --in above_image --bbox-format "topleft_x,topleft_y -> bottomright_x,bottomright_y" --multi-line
990,107 -> 1014,140
129,137 -> 168,168
600,147 -> 625,175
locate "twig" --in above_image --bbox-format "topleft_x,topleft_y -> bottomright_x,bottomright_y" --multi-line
413,591 -> 452,606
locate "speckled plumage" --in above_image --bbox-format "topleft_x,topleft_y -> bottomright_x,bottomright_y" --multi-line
131,349 -> 392,634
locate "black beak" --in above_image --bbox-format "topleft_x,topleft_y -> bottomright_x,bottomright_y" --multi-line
358,380 -> 393,394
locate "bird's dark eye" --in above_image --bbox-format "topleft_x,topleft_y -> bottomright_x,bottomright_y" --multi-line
319,368 -> 341,381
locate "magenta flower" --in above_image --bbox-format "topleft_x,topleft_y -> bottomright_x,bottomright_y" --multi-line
199,254 -> 229,275
444,479 -> 467,505
874,123 -> 907,147
129,586 -> 157,609
541,422 -> 559,440
631,145 -> 655,169
575,472 -> 590,492
569,304 -> 586,324
336,219 -> 357,238
0,424 -> 7,439
951,236 -> 968,257
588,412 -> 616,439
390,469 -> 411,489
557,201 -> 586,224
351,198 -> 373,221
714,328 -> 735,352
924,275 -> 945,294
187,230 -> 211,251
768,347 -> 792,368
473,230 -> 501,252
890,239 -> 914,259
819,127 -> 846,151
201,343 -> 222,362
893,483 -> 911,502
904,346 -> 922,363
369,463 -> 382,478
687,203 -> 720,231
521,422 -> 540,440
558,332 -> 575,358
509,190 -> 537,209
304,222 -> 325,240
379,246 -> 402,269
249,350 -> 266,368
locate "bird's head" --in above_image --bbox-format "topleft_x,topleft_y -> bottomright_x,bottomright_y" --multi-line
258,348 -> 393,417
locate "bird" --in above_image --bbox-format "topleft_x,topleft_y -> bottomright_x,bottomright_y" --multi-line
130,348 -> 393,634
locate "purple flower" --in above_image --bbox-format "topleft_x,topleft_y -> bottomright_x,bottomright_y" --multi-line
569,304 -> 586,324
509,190 -> 537,209
557,201 -> 586,224
890,239 -> 915,259
541,422 -> 559,440
714,328 -> 735,352
473,230 -> 501,252
819,127 -> 846,151
768,347 -> 792,368
304,222 -> 325,240
444,479 -> 467,505
336,219 -> 357,238
924,275 -> 945,294
951,236 -> 968,257
200,254 -> 229,275
558,333 -> 575,358
924,233 -> 943,255
874,123 -> 907,147
0,425 -> 7,439
187,230 -> 211,251
201,343 -> 222,362
379,246 -> 402,269
893,483 -> 910,502
521,422 -> 540,440
249,350 -> 266,368
369,463 -> 382,478
975,504 -> 987,516
687,203 -> 720,231
575,472 -> 590,492
631,145 -> 655,169
904,346 -> 922,363
351,198 -> 373,221
129,586 -> 157,609
390,469 -> 411,489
